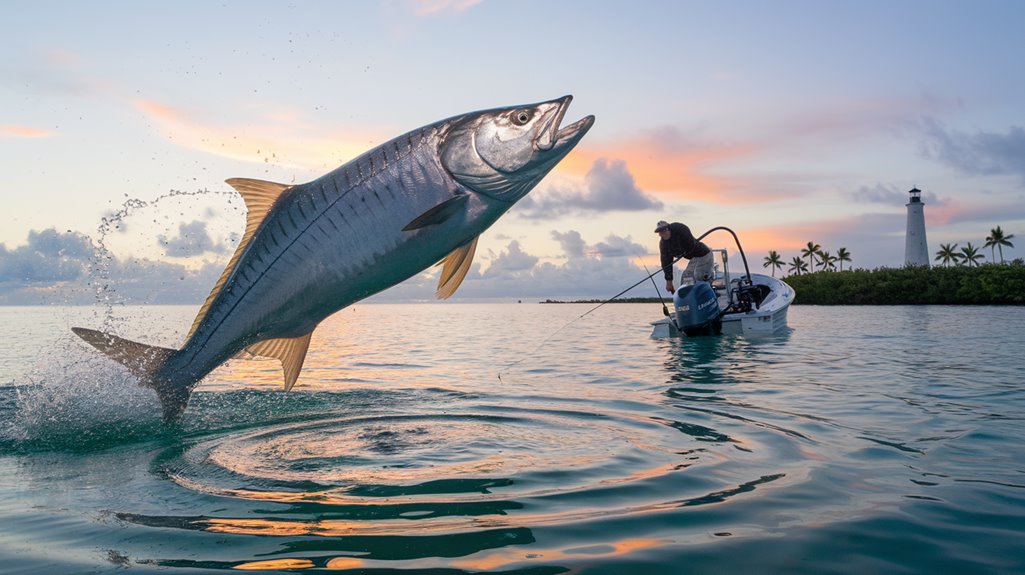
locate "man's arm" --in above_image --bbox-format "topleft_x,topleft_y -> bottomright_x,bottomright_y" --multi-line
660,246 -> 674,280
660,246 -> 676,293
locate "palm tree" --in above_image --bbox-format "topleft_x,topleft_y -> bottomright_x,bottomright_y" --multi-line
959,242 -> 984,267
763,250 -> 783,277
836,247 -> 851,271
788,256 -> 808,276
985,226 -> 1015,264
801,241 -> 820,271
818,250 -> 836,271
935,243 -> 961,267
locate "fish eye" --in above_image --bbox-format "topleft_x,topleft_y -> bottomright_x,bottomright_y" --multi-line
511,110 -> 532,126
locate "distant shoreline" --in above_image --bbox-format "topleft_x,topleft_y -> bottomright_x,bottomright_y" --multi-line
543,263 -> 1025,306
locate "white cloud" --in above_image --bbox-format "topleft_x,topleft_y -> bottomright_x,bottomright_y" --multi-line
518,159 -> 663,219
158,220 -> 228,258
0,228 -> 224,305
2,228 -> 664,304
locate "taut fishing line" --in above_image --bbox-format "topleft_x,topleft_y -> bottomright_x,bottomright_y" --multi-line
496,226 -> 749,381
497,253 -> 686,381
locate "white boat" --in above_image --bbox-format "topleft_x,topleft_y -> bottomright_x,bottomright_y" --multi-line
650,248 -> 795,338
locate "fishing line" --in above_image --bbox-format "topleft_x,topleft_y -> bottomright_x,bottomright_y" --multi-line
497,253 -> 685,380
638,254 -> 679,331
497,226 -> 749,380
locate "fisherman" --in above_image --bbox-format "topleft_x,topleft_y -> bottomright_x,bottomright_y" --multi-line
655,220 -> 713,294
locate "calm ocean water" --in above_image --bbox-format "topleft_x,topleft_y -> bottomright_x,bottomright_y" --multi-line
1,303 -> 1023,574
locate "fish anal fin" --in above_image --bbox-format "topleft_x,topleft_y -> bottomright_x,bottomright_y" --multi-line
435,236 -> 478,300
184,178 -> 293,343
402,194 -> 468,231
244,332 -> 314,392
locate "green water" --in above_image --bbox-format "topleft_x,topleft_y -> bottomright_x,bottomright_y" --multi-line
1,304 -> 1023,574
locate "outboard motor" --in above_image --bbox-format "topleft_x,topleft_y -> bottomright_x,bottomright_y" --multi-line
672,282 -> 721,336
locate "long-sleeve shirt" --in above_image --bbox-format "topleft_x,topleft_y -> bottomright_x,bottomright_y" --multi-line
659,222 -> 710,280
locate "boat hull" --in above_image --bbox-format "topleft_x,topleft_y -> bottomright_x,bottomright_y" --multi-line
651,272 -> 794,338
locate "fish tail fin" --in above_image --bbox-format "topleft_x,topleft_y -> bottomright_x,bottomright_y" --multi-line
71,327 -> 191,422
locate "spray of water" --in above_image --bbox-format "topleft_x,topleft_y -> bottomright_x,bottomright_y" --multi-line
5,188 -> 241,446
90,188 -> 239,332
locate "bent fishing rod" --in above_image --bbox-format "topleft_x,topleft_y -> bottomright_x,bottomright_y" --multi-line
498,226 -> 750,376
579,225 -> 752,321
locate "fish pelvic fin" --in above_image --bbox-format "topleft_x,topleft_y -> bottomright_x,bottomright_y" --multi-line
244,332 -> 314,392
71,327 -> 190,422
402,194 -> 468,231
185,178 -> 293,344
435,236 -> 479,300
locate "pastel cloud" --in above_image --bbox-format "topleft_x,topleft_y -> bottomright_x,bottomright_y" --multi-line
134,99 -> 385,171
927,198 -> 1025,227
554,96 -> 952,207
1,124 -> 53,138
918,117 -> 1025,182
561,127 -> 758,204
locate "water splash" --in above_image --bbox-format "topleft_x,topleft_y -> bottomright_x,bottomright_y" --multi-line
5,357 -> 167,452
1,188 -> 245,450
88,188 -> 239,332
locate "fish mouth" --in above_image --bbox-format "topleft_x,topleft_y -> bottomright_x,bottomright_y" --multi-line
536,95 -> 595,153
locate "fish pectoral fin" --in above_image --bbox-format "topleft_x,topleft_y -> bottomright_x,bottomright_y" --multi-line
402,194 -> 468,231
244,332 -> 314,392
435,236 -> 479,300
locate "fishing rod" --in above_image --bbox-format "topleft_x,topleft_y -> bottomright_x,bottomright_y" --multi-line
696,226 -> 753,284
498,226 -> 750,377
498,252 -> 688,377
578,225 -> 751,321
639,257 -> 680,330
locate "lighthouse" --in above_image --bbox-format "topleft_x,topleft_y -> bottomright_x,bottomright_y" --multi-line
904,187 -> 929,267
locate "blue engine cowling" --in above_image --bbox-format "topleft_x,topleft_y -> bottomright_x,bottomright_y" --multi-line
672,282 -> 722,336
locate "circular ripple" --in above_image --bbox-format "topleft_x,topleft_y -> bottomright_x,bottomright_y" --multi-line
163,407 -> 740,505
150,401 -> 803,543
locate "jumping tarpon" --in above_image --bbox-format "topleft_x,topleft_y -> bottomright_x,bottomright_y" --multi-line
73,96 -> 593,421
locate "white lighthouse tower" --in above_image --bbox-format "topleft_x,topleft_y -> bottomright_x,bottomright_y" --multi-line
904,187 -> 929,267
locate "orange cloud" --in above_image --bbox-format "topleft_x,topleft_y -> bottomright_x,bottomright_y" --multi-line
0,124 -> 53,138
557,128 -> 765,205
134,98 -> 387,172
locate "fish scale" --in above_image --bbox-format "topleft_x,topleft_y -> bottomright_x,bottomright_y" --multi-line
176,127 -> 454,372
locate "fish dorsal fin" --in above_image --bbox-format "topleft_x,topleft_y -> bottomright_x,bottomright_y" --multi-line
402,194 -> 468,231
435,236 -> 479,300
244,331 -> 314,391
184,178 -> 292,343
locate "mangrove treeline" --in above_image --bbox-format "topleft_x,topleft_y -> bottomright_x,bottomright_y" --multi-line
784,263 -> 1025,305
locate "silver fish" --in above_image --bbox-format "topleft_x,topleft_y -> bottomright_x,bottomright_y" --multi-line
73,96 -> 593,421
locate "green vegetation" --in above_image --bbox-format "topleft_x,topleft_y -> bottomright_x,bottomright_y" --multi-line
785,262 -> 1025,305
766,225 -> 1022,304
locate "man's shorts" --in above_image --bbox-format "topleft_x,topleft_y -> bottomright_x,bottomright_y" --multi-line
683,251 -> 715,283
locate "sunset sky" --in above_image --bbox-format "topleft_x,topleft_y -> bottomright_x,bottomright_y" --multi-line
3,1 -> 1024,303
